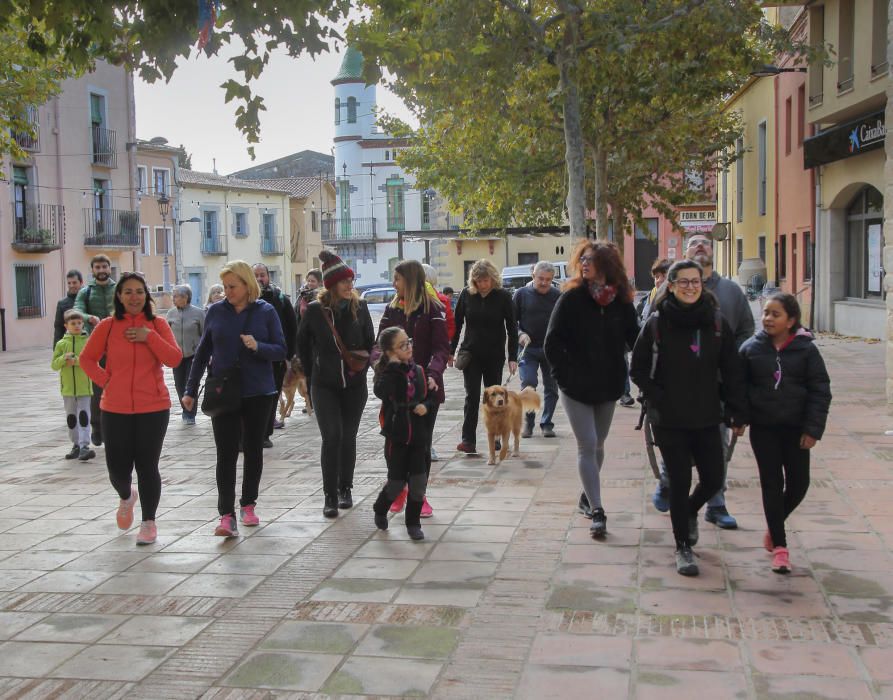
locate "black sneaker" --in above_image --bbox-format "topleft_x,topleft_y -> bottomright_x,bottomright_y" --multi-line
338,488 -> 353,509
323,495 -> 338,518
262,438 -> 273,449
374,512 -> 388,530
78,446 -> 96,461
688,515 -> 699,547
407,525 -> 425,541
619,393 -> 636,408
590,508 -> 607,538
578,492 -> 593,519
675,544 -> 699,576
64,444 -> 80,460
91,431 -> 102,447
542,427 -> 556,438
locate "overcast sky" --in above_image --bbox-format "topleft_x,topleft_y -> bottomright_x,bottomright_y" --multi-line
134,42 -> 416,176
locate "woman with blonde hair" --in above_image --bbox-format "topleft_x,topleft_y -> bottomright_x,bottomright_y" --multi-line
377,259 -> 449,518
450,259 -> 518,453
297,250 -> 375,517
184,260 -> 287,537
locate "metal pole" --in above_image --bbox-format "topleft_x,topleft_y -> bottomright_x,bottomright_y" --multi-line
162,210 -> 170,292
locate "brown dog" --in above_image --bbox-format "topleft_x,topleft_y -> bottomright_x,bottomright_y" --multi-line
279,356 -> 312,420
481,385 -> 541,465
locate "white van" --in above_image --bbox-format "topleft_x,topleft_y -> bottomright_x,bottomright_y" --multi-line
501,261 -> 569,292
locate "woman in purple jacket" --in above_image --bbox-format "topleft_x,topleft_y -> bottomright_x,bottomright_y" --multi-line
377,260 -> 449,518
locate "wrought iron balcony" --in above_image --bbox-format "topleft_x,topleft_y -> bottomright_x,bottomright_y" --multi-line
12,203 -> 64,252
91,126 -> 117,168
261,234 -> 284,256
201,234 -> 228,256
321,217 -> 377,242
12,108 -> 40,152
83,208 -> 139,247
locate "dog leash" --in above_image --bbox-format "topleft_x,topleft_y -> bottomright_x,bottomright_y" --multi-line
503,369 -> 516,387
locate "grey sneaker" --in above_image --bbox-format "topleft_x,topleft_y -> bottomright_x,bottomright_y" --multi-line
675,544 -> 699,576
542,427 -> 556,438
688,515 -> 699,547
590,508 -> 607,538
78,446 -> 96,461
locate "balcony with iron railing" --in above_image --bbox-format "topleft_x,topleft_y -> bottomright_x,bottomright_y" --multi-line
12,203 -> 64,252
91,125 -> 117,168
261,234 -> 284,256
321,217 -> 377,242
83,208 -> 139,247
201,233 -> 228,256
12,108 -> 40,152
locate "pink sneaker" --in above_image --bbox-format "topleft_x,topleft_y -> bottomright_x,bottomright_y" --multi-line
240,505 -> 260,527
771,546 -> 791,574
390,486 -> 408,513
214,514 -> 239,538
763,530 -> 774,552
136,520 -> 157,545
116,487 -> 138,530
420,497 -> 433,518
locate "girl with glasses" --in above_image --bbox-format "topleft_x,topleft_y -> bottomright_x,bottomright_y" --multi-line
630,259 -> 747,577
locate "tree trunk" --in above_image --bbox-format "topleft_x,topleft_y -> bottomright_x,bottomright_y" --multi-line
558,57 -> 587,242
611,203 -> 625,255
593,144 -> 609,239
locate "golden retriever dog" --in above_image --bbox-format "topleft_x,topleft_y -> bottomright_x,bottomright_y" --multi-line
279,356 -> 312,420
481,385 -> 541,465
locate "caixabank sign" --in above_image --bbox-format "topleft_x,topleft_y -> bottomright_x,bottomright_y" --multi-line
804,109 -> 885,169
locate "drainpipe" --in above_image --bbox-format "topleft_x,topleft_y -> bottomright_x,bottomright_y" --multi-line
809,151 -> 816,329
54,96 -> 66,289
773,74 -> 780,287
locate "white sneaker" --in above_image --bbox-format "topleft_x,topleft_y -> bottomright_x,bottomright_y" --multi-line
430,447 -> 440,462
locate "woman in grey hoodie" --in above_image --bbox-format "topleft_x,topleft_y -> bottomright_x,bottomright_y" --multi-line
167,284 -> 205,424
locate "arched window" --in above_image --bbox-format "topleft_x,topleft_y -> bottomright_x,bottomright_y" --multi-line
347,97 -> 357,124
845,185 -> 883,299
334,98 -> 340,125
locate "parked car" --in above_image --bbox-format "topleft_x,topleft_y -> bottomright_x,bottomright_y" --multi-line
360,286 -> 398,312
501,261 -> 569,292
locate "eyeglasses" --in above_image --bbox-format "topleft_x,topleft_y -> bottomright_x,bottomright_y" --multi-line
686,238 -> 711,248
673,278 -> 703,288
579,255 -> 596,265
397,339 -> 413,350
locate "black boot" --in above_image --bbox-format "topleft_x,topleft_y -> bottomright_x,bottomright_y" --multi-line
521,411 -> 535,438
323,494 -> 338,518
405,498 -> 424,540
372,492 -> 391,530
338,488 -> 353,509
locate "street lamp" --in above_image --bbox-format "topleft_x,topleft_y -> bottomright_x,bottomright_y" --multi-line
157,193 -> 171,292
750,64 -> 808,78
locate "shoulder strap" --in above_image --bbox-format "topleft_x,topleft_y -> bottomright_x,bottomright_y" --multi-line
648,311 -> 660,380
84,285 -> 92,307
714,310 -> 723,338
324,307 -> 350,360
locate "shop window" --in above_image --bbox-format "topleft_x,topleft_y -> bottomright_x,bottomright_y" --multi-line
846,186 -> 884,299
15,264 -> 43,318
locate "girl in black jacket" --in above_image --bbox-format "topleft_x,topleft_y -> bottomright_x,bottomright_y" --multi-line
740,293 -> 831,574
631,260 -> 747,577
372,327 -> 435,540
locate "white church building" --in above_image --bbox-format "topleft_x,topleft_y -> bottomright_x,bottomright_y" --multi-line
329,47 -> 430,284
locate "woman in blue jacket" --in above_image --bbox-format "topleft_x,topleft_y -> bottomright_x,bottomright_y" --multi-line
740,292 -> 831,575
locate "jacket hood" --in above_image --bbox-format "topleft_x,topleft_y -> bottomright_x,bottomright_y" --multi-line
753,327 -> 815,349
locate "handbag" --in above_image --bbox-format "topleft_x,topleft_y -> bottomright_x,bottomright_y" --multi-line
324,308 -> 370,373
200,304 -> 256,417
453,348 -> 473,371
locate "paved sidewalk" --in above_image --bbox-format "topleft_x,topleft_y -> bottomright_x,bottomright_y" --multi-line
0,334 -> 892,699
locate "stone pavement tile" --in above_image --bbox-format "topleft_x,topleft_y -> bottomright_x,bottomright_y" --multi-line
556,563 -> 637,588
49,643 -> 173,681
0,569 -> 45,590
808,548 -> 893,572
14,613 -> 127,643
427,542 -> 508,562
797,530 -> 887,551
354,540 -> 435,559
727,566 -> 823,594
0,612 -> 47,639
157,534 -> 242,555
453,509 -> 524,526
332,558 -> 419,580
321,655 -> 442,696
200,554 -> 289,576
100,615 -> 212,646
19,569 -> 115,593
167,573 -> 264,598
547,584 -> 637,615
718,546 -> 773,569
516,665 -> 629,699
528,633 -> 631,667
354,624 -> 459,659
464,496 -> 531,512
410,561 -> 497,584
373,525 -> 449,541
751,675 -> 874,700
254,521 -> 330,539
857,647 -> 893,683
561,543 -> 640,565
0,534 -> 55,552
747,640 -> 862,678
127,552 -> 218,574
639,561 -> 727,592
230,535 -> 313,556
733,589 -> 833,618
636,638 -> 742,672
634,669 -> 747,700
0,641 -> 86,676
0,518 -> 21,533
93,571 -> 188,596
393,582 -> 486,608
787,514 -> 870,532
0,549 -> 82,570
639,589 -> 733,617
6,518 -> 81,535
419,496 -> 473,510
259,621 -> 367,653
310,578 -> 400,603
879,685 -> 893,700
60,550 -> 151,572
826,594 -> 893,622
819,569 -> 893,597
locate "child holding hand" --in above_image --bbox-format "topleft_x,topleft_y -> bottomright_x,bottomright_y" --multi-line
51,309 -> 95,461
372,327 -> 434,540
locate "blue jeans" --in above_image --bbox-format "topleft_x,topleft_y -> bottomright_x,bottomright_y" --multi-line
519,346 -> 558,429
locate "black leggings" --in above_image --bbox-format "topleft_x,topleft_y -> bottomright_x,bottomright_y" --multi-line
102,409 -> 170,522
264,360 -> 287,437
373,439 -> 429,527
653,425 -> 724,547
461,355 -> 504,445
172,355 -> 195,418
750,425 -> 810,548
211,394 -> 276,517
311,379 -> 368,496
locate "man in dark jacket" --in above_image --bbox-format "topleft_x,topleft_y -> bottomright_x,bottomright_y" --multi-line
53,270 -> 83,346
253,264 -> 297,446
513,261 -> 560,438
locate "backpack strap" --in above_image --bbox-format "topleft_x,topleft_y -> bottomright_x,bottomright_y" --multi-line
648,311 -> 660,380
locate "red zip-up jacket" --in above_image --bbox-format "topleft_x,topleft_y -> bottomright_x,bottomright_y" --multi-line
81,313 -> 183,415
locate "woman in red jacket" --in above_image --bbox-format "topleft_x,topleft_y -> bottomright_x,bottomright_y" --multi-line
81,272 -> 182,546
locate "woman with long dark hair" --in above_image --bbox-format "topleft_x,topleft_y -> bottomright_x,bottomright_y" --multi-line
377,260 -> 449,518
545,240 -> 640,539
297,250 -> 375,518
80,272 -> 183,545
631,259 -> 747,577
